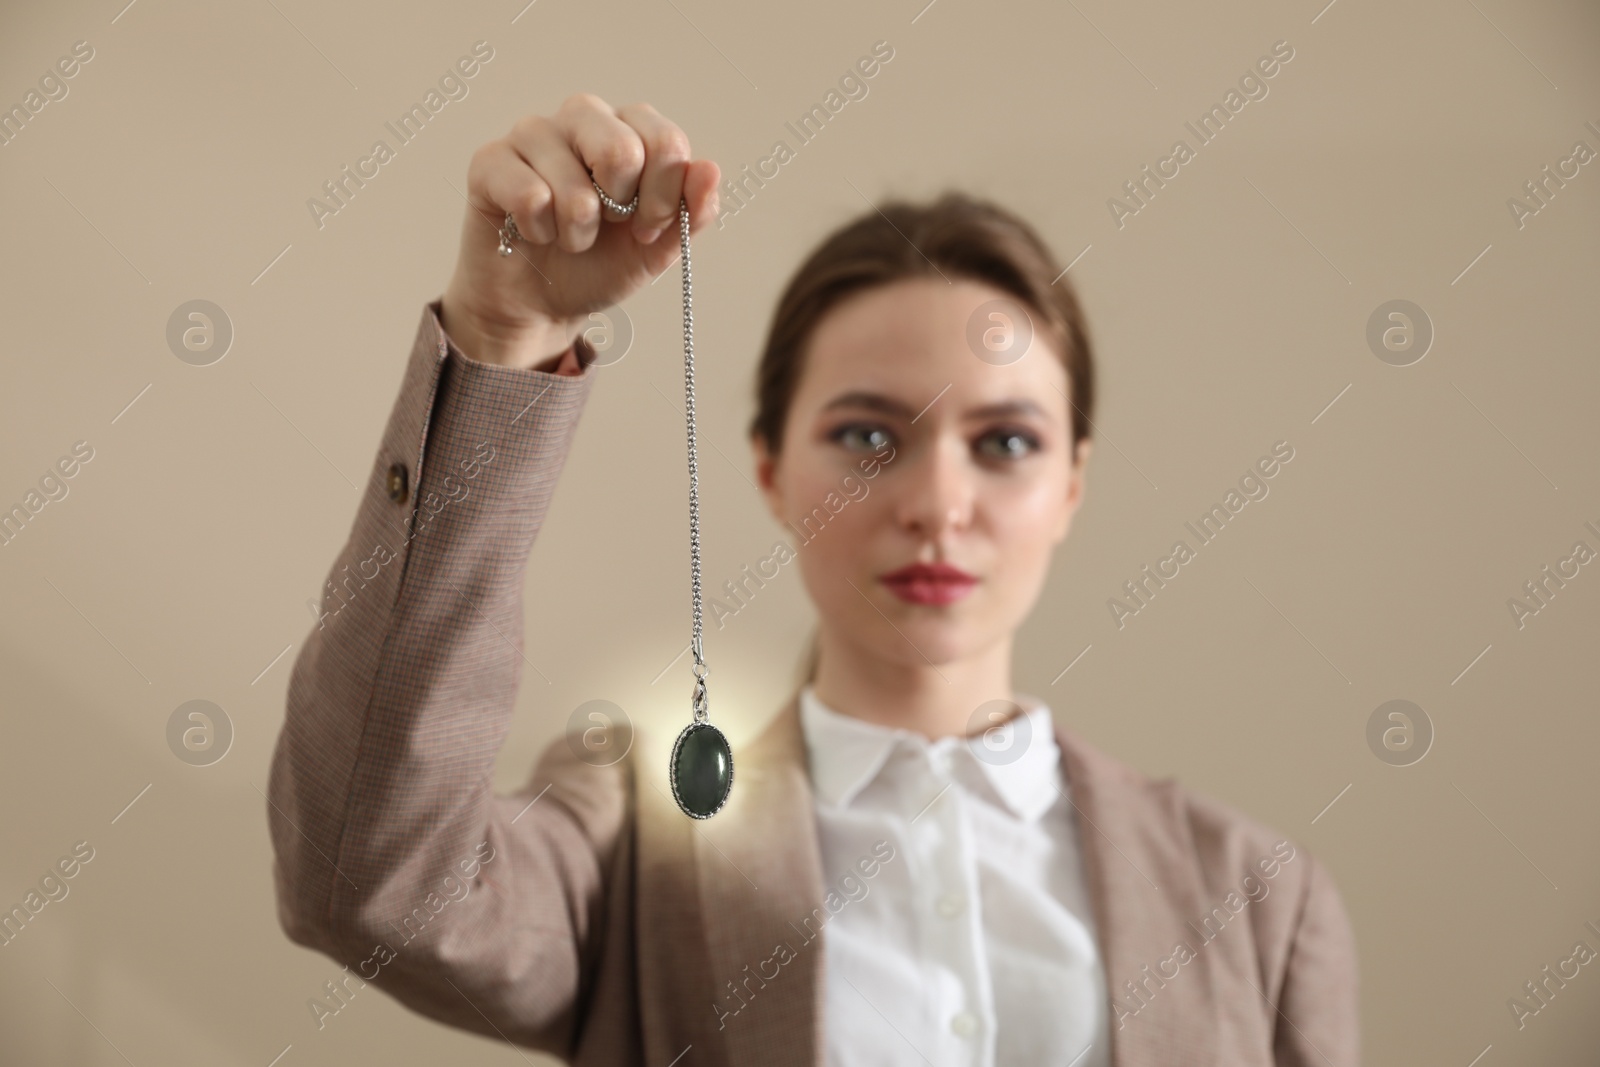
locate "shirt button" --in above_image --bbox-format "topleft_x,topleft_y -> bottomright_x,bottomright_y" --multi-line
950,1011 -> 979,1037
936,892 -> 965,918
386,462 -> 409,503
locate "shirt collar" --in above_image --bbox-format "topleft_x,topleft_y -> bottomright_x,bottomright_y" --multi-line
798,683 -> 1063,822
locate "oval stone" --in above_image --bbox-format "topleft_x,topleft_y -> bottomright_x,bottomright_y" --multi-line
671,723 -> 733,818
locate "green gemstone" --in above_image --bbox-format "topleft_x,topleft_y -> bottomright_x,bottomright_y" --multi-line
671,723 -> 733,818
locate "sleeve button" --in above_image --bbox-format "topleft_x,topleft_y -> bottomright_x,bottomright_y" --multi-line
386,462 -> 409,504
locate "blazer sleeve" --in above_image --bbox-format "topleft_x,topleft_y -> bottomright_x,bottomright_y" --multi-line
265,298 -> 630,1056
1272,852 -> 1360,1067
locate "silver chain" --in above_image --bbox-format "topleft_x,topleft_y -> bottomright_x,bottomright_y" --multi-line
677,197 -> 710,724
497,174 -> 708,724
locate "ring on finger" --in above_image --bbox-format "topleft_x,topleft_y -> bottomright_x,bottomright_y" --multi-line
588,169 -> 639,217
497,171 -> 639,256
497,213 -> 522,256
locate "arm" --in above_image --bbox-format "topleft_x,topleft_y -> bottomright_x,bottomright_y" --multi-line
1272,854 -> 1360,1067
265,297 -> 628,1055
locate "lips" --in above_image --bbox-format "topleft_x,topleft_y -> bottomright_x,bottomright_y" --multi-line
879,562 -> 978,606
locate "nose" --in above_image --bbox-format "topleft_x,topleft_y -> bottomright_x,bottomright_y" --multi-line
893,432 -> 975,541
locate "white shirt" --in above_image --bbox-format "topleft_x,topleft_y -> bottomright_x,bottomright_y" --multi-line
799,684 -> 1110,1067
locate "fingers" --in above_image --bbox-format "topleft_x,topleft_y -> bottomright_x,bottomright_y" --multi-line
555,93 -> 647,226
471,139 -> 555,244
498,93 -> 719,254
632,158 -> 722,277
507,112 -> 605,253
684,158 -> 722,236
616,102 -> 692,242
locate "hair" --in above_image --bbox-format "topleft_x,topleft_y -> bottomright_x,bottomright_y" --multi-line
747,190 -> 1099,691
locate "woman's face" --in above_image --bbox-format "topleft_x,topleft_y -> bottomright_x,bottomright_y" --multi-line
754,276 -> 1091,669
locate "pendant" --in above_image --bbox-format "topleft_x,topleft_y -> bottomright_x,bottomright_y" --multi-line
669,720 -> 733,819
656,191 -> 731,821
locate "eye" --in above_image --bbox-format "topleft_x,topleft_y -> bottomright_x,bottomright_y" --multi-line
829,423 -> 894,452
976,427 -> 1041,460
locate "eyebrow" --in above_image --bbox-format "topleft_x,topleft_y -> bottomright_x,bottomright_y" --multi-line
820,390 -> 1051,422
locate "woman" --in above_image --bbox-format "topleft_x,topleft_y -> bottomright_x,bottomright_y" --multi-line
267,93 -> 1358,1066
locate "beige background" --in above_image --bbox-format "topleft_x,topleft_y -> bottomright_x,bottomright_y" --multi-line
1,0 -> 1597,1063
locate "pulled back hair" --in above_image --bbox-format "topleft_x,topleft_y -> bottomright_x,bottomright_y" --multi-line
746,190 -> 1098,689
748,190 -> 1096,457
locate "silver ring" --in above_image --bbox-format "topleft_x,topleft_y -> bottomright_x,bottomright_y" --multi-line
589,173 -> 639,217
497,212 -> 521,257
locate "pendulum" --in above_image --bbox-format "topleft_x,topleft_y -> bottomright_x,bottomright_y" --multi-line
500,172 -> 733,818
659,184 -> 734,819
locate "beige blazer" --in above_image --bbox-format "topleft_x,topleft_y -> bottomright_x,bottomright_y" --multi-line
267,300 -> 1360,1066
